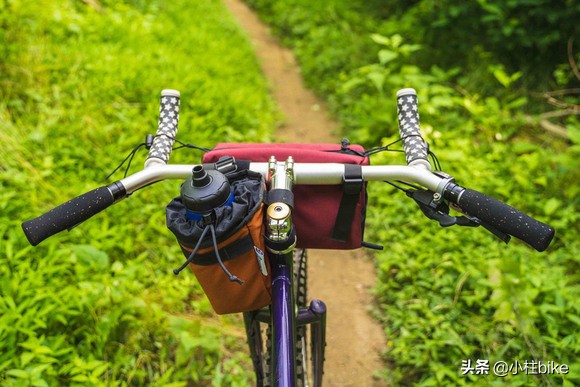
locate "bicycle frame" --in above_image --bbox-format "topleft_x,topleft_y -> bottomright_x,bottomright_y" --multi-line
20,88 -> 555,387
246,250 -> 327,387
21,156 -> 554,385
115,161 -> 444,387
270,250 -> 298,386
265,157 -> 300,386
242,156 -> 330,386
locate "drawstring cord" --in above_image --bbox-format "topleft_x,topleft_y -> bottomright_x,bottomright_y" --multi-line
173,225 -> 210,274
208,224 -> 244,285
173,223 -> 244,285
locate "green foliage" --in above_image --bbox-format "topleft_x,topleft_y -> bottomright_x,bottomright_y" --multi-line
367,136 -> 579,385
375,0 -> 580,89
1,0 -> 278,384
245,0 -> 579,385
245,0 -> 382,97
3,0 -> 577,385
335,33 -> 462,144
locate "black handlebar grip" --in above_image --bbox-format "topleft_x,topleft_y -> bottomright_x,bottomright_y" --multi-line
456,188 -> 555,252
396,88 -> 431,170
22,186 -> 116,246
144,89 -> 181,167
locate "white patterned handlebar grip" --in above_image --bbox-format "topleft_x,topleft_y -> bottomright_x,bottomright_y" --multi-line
396,88 -> 431,171
144,89 -> 181,168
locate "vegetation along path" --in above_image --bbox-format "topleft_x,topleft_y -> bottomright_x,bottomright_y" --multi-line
224,0 -> 387,385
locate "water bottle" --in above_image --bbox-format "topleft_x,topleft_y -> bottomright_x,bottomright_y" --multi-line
180,165 -> 234,222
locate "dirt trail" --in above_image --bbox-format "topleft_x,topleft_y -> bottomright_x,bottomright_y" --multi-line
223,0 -> 386,385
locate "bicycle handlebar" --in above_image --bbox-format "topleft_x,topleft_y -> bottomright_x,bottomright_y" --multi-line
23,90 -> 182,246
21,163 -> 555,251
21,163 -> 443,246
444,183 -> 554,252
144,89 -> 181,167
396,88 -> 431,171
20,88 -> 556,252
22,183 -> 125,246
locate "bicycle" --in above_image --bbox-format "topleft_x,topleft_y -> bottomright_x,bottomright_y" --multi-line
22,88 -> 555,386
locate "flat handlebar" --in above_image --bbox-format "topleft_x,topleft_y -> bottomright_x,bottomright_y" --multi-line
144,89 -> 181,167
443,183 -> 554,252
396,88 -> 431,170
21,87 -> 555,252
21,163 -> 441,246
21,162 -> 555,251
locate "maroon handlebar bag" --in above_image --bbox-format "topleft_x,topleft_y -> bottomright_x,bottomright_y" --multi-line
202,143 -> 369,250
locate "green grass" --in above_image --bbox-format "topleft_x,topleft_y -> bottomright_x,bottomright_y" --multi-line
0,0 -> 278,385
3,0 -> 579,385
244,1 -> 580,385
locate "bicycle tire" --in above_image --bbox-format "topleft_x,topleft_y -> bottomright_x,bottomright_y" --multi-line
294,249 -> 308,387
244,311 -> 267,386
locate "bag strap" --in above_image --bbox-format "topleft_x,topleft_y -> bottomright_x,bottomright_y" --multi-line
182,234 -> 254,266
332,164 -> 363,242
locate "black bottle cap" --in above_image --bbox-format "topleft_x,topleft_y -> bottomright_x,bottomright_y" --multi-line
181,165 -> 231,213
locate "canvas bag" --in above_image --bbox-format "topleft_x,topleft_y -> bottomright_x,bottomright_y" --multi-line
166,170 -> 271,314
202,143 -> 369,250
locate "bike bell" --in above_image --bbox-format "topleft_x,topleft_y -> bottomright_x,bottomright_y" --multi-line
180,165 -> 233,222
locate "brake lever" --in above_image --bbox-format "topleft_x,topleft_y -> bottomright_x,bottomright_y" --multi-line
407,189 -> 473,227
407,189 -> 511,244
448,202 -> 511,244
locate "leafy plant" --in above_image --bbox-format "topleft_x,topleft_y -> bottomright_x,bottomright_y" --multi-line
0,0 -> 278,384
245,1 -> 578,385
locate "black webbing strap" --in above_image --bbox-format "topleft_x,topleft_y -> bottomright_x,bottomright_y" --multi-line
209,156 -> 251,174
181,234 -> 254,266
266,188 -> 294,209
332,164 -> 363,241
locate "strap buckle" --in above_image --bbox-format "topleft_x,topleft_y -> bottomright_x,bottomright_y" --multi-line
332,164 -> 364,242
215,156 -> 237,174
342,164 -> 363,195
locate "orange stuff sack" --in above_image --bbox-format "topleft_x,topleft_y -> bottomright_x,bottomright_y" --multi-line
166,170 -> 271,314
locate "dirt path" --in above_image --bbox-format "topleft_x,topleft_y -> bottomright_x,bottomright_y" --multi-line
223,1 -> 387,385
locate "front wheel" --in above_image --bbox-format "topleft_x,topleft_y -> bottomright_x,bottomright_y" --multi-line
294,249 -> 308,387
295,249 -> 326,387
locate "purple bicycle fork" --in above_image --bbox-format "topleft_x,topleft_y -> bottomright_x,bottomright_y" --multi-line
271,252 -> 297,386
244,157 -> 326,386
245,250 -> 327,387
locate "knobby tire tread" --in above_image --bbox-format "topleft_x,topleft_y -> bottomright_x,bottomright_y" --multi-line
295,249 -> 308,387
